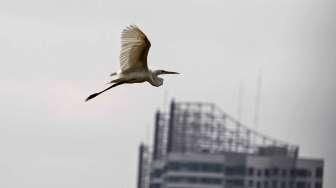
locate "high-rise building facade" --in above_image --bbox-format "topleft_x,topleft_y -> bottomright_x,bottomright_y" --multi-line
137,101 -> 324,188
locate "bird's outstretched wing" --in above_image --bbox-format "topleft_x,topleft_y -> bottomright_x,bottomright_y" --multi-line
119,25 -> 151,73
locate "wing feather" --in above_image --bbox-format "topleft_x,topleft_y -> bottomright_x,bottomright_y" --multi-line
119,25 -> 151,73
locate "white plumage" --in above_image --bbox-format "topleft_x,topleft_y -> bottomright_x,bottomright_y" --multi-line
86,25 -> 179,101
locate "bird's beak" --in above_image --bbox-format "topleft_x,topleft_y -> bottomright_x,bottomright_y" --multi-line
163,71 -> 180,74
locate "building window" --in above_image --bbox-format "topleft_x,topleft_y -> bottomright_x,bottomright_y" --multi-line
308,170 -> 312,177
167,162 -> 180,171
257,169 -> 262,177
151,169 -> 163,178
226,179 -> 244,187
166,161 -> 224,173
200,177 -> 222,184
316,167 -> 323,178
281,181 -> 286,188
248,180 -> 254,187
265,169 -> 270,177
186,162 -> 200,171
264,181 -> 269,188
149,183 -> 161,188
282,169 -> 287,177
167,176 -> 182,183
272,167 -> 279,176
315,182 -> 322,188
257,181 -> 261,188
289,181 -> 294,188
248,167 -> 255,176
290,169 -> 296,177
295,168 -> 311,178
166,176 -> 222,185
225,166 -> 246,176
296,181 -> 306,188
272,180 -> 278,188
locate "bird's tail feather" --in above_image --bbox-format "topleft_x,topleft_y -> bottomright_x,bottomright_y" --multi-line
110,72 -> 117,76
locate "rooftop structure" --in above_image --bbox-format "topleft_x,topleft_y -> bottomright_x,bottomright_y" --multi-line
137,101 -> 324,188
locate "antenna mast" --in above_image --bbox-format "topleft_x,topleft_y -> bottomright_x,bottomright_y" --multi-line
254,69 -> 262,131
237,81 -> 244,122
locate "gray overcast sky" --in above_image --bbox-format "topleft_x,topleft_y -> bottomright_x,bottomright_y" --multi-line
0,0 -> 335,187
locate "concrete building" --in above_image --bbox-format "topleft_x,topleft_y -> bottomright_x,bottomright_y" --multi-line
137,101 -> 324,188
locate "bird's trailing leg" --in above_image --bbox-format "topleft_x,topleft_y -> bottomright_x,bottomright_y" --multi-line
85,81 -> 125,102
106,78 -> 122,85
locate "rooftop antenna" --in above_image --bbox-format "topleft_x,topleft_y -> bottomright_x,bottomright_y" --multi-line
254,69 -> 262,131
237,81 -> 244,122
144,123 -> 151,146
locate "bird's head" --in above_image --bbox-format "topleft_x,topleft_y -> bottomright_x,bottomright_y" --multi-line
150,70 -> 179,87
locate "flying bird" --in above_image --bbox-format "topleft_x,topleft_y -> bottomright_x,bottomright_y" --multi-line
85,25 -> 179,101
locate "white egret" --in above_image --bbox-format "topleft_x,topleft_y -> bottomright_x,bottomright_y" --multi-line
86,25 -> 179,101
